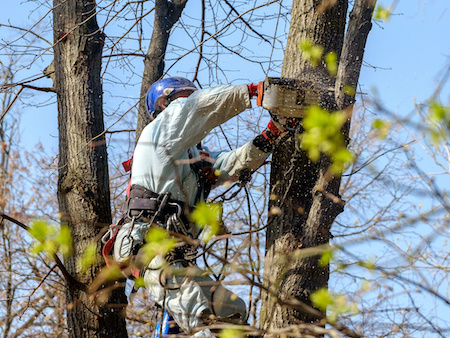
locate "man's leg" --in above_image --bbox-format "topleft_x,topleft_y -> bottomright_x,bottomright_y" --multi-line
186,266 -> 247,321
143,256 -> 213,335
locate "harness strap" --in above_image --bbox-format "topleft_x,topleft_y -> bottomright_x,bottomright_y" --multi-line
101,215 -> 142,279
103,185 -> 198,282
128,197 -> 159,212
102,228 -> 118,268
127,185 -> 186,219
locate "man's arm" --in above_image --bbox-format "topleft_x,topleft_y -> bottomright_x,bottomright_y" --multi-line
210,119 -> 288,185
153,84 -> 251,161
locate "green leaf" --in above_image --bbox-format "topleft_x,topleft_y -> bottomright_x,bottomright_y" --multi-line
191,202 -> 222,228
374,6 -> 391,21
57,225 -> 73,257
429,102 -> 445,121
372,119 -> 391,139
141,227 -> 177,263
343,85 -> 356,96
330,148 -> 354,173
31,242 -> 45,255
28,220 -> 73,259
311,288 -> 359,323
29,220 -> 53,243
80,242 -> 99,270
298,39 -> 324,67
325,51 -> 338,76
134,277 -> 146,288
300,106 -> 354,173
311,288 -> 333,312
319,250 -> 333,267
220,328 -> 245,338
191,202 -> 223,242
428,101 -> 450,140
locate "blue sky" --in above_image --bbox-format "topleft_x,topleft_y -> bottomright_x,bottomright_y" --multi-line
361,1 -> 449,109
1,1 -> 448,151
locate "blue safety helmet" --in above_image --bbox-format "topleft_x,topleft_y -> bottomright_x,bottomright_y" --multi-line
145,77 -> 197,119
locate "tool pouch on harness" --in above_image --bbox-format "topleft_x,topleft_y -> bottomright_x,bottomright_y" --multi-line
114,220 -> 148,263
104,186 -> 199,278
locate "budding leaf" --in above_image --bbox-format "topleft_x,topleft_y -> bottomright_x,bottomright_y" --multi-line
298,39 -> 324,67
58,225 -> 73,257
311,288 -> 333,312
220,328 -> 245,338
372,119 -> 391,139
141,227 -> 177,263
191,202 -> 223,242
325,51 -> 338,76
319,250 -> 333,267
29,220 -> 73,259
300,106 -> 354,173
80,242 -> 99,271
374,6 -> 391,21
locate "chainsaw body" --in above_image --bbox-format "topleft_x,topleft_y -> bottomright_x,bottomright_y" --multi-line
261,77 -> 333,118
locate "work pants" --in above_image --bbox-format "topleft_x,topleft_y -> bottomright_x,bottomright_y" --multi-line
114,222 -> 246,337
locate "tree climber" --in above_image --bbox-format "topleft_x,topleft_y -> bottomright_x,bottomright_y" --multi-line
111,77 -> 287,337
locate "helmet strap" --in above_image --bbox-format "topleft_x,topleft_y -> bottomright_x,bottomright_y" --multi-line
149,96 -> 176,121
166,96 -> 173,106
150,105 -> 164,121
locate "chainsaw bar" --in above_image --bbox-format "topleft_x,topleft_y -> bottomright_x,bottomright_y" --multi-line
261,77 -> 334,118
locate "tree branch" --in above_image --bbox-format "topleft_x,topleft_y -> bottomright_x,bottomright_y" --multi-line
224,0 -> 271,44
193,0 -> 206,83
0,87 -> 23,122
335,0 -> 376,109
0,213 -> 84,290
136,0 -> 189,140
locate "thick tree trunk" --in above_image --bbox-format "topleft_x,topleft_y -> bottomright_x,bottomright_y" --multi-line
136,0 -> 188,141
261,0 -> 348,329
53,0 -> 128,337
261,0 -> 376,332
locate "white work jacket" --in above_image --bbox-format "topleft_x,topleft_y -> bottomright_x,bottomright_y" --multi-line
131,84 -> 271,207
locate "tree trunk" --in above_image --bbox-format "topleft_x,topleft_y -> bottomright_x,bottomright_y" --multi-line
136,0 -> 188,141
261,0 -> 376,330
53,0 -> 128,337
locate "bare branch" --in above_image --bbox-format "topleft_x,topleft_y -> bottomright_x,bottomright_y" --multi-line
0,213 -> 83,290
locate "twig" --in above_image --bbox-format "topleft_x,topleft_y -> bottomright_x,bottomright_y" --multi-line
224,0 -> 271,44
104,129 -> 136,134
0,213 -> 83,290
0,87 -> 23,122
192,0 -> 206,83
21,264 -> 58,319
165,0 -> 280,74
18,84 -> 56,93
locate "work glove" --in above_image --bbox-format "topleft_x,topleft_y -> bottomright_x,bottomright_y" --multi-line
248,82 -> 264,105
262,119 -> 286,142
262,115 -> 296,142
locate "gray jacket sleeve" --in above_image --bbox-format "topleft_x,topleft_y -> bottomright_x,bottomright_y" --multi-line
209,140 -> 271,185
153,84 -> 252,162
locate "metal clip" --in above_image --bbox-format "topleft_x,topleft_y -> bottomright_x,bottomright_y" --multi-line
120,216 -> 136,259
126,198 -> 144,220
167,202 -> 190,236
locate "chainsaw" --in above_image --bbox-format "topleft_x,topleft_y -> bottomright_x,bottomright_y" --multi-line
257,77 -> 334,118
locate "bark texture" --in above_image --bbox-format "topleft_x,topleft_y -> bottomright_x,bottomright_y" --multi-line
135,0 -> 188,141
53,0 -> 128,337
261,0 -> 375,331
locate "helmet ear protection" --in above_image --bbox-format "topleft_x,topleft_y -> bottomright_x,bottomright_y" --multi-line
145,77 -> 197,120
